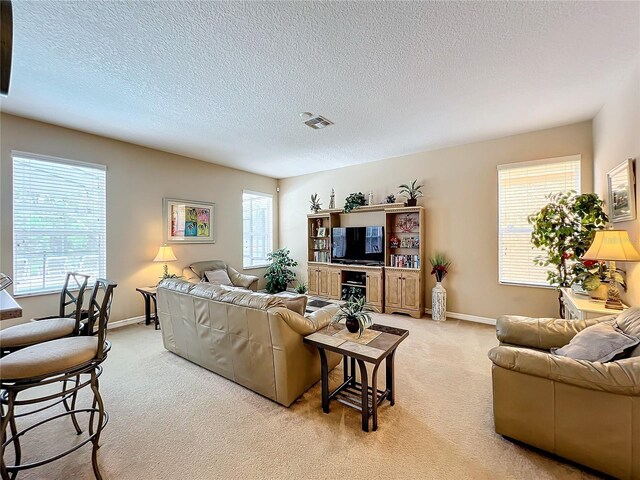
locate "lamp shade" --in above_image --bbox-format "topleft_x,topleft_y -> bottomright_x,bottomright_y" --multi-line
153,245 -> 177,263
582,230 -> 640,262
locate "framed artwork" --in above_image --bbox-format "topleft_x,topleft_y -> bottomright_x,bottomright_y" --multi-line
163,198 -> 215,243
607,159 -> 636,223
317,227 -> 327,237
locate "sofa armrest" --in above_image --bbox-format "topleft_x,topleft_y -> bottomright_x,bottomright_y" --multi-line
496,314 -> 615,350
269,304 -> 339,336
488,345 -> 640,395
227,266 -> 259,291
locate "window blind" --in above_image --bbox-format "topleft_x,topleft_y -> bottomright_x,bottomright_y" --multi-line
242,191 -> 273,268
498,155 -> 581,287
12,153 -> 107,296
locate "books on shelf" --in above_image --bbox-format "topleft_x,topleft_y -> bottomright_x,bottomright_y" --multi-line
313,251 -> 330,262
312,238 -> 330,250
389,254 -> 420,269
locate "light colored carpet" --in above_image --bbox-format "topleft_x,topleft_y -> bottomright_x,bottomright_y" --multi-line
6,314 -> 597,480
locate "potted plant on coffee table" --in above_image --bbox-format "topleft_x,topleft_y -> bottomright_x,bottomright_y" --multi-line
330,296 -> 376,338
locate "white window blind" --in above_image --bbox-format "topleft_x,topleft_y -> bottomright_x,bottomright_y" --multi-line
12,153 -> 107,296
498,155 -> 581,287
242,191 -> 273,268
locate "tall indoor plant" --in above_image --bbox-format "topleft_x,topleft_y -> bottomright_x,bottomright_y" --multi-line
264,248 -> 298,293
528,192 -> 608,316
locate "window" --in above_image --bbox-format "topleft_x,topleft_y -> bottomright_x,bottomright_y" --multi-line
12,152 -> 106,296
242,191 -> 273,268
498,155 -> 581,286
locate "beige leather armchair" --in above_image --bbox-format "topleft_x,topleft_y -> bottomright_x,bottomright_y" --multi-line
182,260 -> 259,291
488,314 -> 640,479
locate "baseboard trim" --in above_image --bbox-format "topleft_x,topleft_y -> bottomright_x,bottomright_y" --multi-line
425,309 -> 496,326
108,315 -> 145,329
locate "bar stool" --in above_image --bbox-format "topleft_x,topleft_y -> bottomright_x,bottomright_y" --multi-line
0,272 -> 90,357
0,279 -> 117,480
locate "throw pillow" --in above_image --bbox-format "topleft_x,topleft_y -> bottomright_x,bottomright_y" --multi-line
551,323 -> 639,362
283,295 -> 308,316
615,307 -> 640,357
204,269 -> 233,286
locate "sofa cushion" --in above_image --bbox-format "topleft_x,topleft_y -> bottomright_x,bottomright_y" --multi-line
204,269 -> 233,286
551,323 -> 639,362
189,260 -> 228,279
284,295 -> 308,316
615,307 -> 640,357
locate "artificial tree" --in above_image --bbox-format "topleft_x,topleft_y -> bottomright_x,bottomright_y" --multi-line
528,192 -> 608,316
264,248 -> 298,293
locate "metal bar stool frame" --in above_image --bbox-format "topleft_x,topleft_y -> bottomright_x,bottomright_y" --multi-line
0,279 -> 116,480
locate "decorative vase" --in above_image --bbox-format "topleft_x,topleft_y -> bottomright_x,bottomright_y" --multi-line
345,317 -> 359,333
588,283 -> 608,301
406,198 -> 417,207
432,282 -> 447,321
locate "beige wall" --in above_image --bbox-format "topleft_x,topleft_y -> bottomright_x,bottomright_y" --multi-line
593,63 -> 640,306
0,114 -> 278,325
279,121 -> 594,320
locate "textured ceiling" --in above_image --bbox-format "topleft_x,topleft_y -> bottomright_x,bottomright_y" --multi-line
1,1 -> 639,178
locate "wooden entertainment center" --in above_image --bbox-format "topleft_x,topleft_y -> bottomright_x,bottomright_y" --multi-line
307,204 -> 425,318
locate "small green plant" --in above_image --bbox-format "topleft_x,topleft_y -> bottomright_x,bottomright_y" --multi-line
309,193 -> 322,213
385,194 -> 396,204
398,180 -> 424,200
264,249 -> 298,294
330,296 -> 376,338
295,282 -> 308,294
344,192 -> 366,213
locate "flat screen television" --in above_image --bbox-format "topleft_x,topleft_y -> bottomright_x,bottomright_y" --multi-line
332,226 -> 384,265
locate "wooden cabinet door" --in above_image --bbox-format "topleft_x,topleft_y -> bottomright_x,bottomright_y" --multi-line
385,271 -> 402,308
366,271 -> 383,307
318,267 -> 330,297
402,271 -> 421,310
307,267 -> 319,295
329,269 -> 341,299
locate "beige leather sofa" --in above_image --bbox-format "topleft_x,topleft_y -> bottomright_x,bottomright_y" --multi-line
182,260 -> 259,291
488,313 -> 640,479
156,279 -> 340,406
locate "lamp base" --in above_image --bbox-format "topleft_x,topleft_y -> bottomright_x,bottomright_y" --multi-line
605,261 -> 624,310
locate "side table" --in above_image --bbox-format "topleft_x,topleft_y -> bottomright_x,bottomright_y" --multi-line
136,286 -> 159,330
304,323 -> 409,432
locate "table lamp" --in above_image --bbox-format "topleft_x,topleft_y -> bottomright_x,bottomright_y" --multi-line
582,229 -> 640,310
153,245 -> 177,278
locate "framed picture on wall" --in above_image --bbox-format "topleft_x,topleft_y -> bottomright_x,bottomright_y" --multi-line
163,198 -> 215,243
607,158 -> 636,223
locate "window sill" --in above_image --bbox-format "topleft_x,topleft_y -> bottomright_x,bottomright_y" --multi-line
499,281 -> 557,290
243,265 -> 269,271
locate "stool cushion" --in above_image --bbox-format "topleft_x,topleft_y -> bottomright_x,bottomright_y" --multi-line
0,337 -> 99,380
0,318 -> 76,348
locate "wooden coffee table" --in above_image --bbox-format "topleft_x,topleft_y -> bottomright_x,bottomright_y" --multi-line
304,323 -> 409,432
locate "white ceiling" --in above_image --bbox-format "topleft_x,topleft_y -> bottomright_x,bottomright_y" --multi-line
2,1 -> 639,178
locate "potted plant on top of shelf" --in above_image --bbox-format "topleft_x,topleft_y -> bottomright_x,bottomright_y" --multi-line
309,193 -> 322,213
330,296 -> 376,337
398,180 -> 424,206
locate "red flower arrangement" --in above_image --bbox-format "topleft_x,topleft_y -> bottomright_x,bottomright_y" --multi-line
429,253 -> 451,283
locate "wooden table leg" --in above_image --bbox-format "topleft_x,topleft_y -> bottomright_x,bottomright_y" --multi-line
371,363 -> 380,431
142,293 -> 151,325
357,360 -> 369,432
343,355 -> 348,383
350,357 -> 356,386
151,295 -> 159,330
319,348 -> 330,414
386,349 -> 396,406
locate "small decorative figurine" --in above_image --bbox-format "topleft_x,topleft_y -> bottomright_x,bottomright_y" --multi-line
329,188 -> 335,209
368,190 -> 374,206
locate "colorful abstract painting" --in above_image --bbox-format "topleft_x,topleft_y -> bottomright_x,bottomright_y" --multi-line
164,198 -> 215,243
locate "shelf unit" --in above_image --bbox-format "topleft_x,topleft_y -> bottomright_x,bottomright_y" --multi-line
306,205 -> 425,318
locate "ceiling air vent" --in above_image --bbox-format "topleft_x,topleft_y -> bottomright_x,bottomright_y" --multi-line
304,115 -> 333,130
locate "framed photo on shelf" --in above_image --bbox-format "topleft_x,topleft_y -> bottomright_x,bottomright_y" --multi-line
163,197 -> 215,243
607,159 -> 636,223
317,227 -> 327,237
